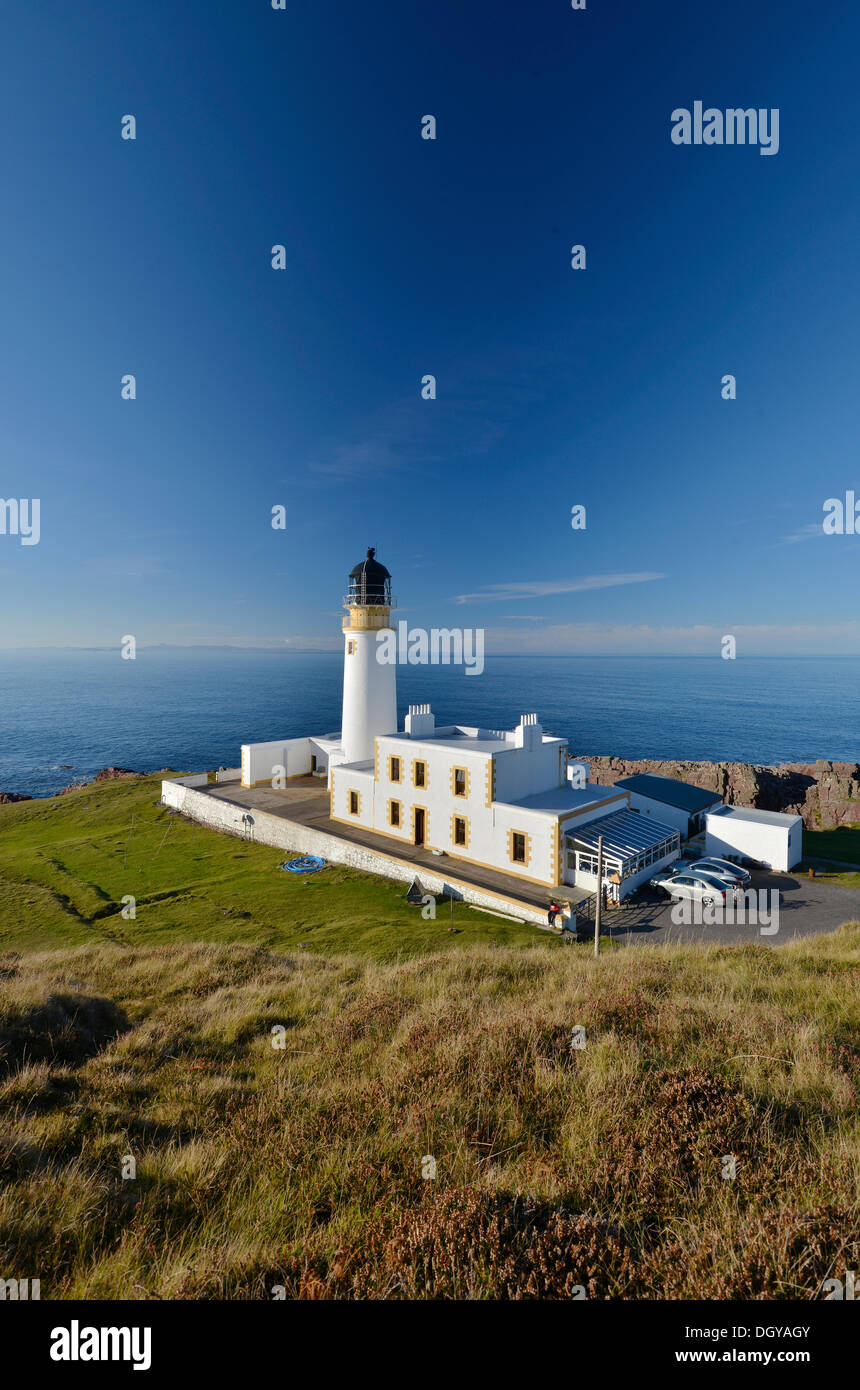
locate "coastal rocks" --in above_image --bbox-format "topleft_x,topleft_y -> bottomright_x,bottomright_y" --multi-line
576,756 -> 860,830
0,791 -> 32,804
59,767 -> 142,796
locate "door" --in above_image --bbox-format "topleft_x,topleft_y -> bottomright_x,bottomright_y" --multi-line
414,807 -> 425,846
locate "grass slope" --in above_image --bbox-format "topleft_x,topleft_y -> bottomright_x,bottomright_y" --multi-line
2,776 -> 859,1299
1,933 -> 859,1299
0,774 -> 551,958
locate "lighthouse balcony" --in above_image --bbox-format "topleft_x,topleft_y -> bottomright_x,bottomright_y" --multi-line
341,593 -> 397,610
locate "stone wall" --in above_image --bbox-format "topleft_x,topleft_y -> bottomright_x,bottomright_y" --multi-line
161,779 -> 549,926
575,756 -> 860,830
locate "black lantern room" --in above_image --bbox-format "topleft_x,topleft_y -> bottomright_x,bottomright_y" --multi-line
346,547 -> 392,605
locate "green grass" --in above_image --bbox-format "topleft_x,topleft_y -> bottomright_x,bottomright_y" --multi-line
0,774 -> 554,959
804,825 -> 860,867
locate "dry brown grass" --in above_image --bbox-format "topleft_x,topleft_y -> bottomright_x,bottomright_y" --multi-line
1,927 -> 859,1299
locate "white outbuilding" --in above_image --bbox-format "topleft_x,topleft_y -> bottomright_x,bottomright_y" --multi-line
705,805 -> 803,872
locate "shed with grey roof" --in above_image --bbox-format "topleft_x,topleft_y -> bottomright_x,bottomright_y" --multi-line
613,774 -> 723,840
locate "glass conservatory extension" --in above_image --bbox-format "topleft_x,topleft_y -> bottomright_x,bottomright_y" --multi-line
565,808 -> 680,899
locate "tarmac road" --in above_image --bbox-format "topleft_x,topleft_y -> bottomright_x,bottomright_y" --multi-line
592,870 -> 860,947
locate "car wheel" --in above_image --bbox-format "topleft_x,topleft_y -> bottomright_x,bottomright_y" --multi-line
703,896 -> 713,906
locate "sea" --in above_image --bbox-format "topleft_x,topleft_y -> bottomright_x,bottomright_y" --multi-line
1,649 -> 858,800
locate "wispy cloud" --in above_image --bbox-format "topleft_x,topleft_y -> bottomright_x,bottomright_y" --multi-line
454,572 -> 666,605
306,345 -> 572,480
307,395 -> 503,480
777,522 -> 826,546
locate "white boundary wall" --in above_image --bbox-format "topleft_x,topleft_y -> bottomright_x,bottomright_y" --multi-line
161,778 -> 549,926
241,737 -> 313,786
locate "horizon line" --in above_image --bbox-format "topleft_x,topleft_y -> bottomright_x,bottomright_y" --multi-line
3,645 -> 860,660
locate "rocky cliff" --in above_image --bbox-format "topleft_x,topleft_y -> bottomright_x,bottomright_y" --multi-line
574,756 -> 860,830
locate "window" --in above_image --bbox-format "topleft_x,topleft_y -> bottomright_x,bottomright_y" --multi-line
577,852 -> 599,875
389,799 -> 401,827
389,756 -> 401,783
453,816 -> 467,846
453,768 -> 467,797
511,832 -> 527,864
414,760 -> 426,788
348,790 -> 359,815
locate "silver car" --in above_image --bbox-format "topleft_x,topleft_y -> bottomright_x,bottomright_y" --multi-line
688,857 -> 751,887
649,870 -> 730,905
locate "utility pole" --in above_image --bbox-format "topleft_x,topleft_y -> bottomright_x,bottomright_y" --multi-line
593,834 -> 603,958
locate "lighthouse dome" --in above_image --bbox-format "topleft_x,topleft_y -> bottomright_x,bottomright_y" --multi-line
347,547 -> 391,605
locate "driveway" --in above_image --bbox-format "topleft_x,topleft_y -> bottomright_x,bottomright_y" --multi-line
594,870 -> 860,947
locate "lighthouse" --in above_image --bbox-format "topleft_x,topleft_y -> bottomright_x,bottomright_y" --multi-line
340,548 -> 398,763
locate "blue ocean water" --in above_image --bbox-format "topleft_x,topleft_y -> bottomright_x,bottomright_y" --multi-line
1,649 -> 858,799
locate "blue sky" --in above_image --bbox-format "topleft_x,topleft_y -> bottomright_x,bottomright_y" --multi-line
2,0 -> 859,654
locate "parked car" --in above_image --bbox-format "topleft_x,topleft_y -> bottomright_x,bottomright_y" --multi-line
687,857 -> 751,887
648,869 -> 730,905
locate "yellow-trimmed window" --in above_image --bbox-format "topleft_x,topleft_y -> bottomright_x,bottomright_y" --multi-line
389,756 -> 401,783
453,767 -> 468,797
348,790 -> 360,815
413,759 -> 426,789
453,815 -> 467,847
389,799 -> 401,828
511,831 -> 527,864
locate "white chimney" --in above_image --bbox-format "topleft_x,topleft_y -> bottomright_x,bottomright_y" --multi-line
514,712 -> 542,750
405,703 -> 435,738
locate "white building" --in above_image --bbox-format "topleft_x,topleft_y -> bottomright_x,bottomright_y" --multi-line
239,549 -> 682,901
705,805 -> 803,872
614,773 -> 723,840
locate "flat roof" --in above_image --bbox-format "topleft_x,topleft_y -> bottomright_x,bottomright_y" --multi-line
615,774 -> 723,813
415,733 -> 511,754
382,727 -> 564,756
501,784 -> 623,817
380,722 -> 566,756
568,808 -> 680,867
708,805 -> 802,828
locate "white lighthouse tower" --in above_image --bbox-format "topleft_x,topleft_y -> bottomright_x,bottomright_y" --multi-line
340,548 -> 397,763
